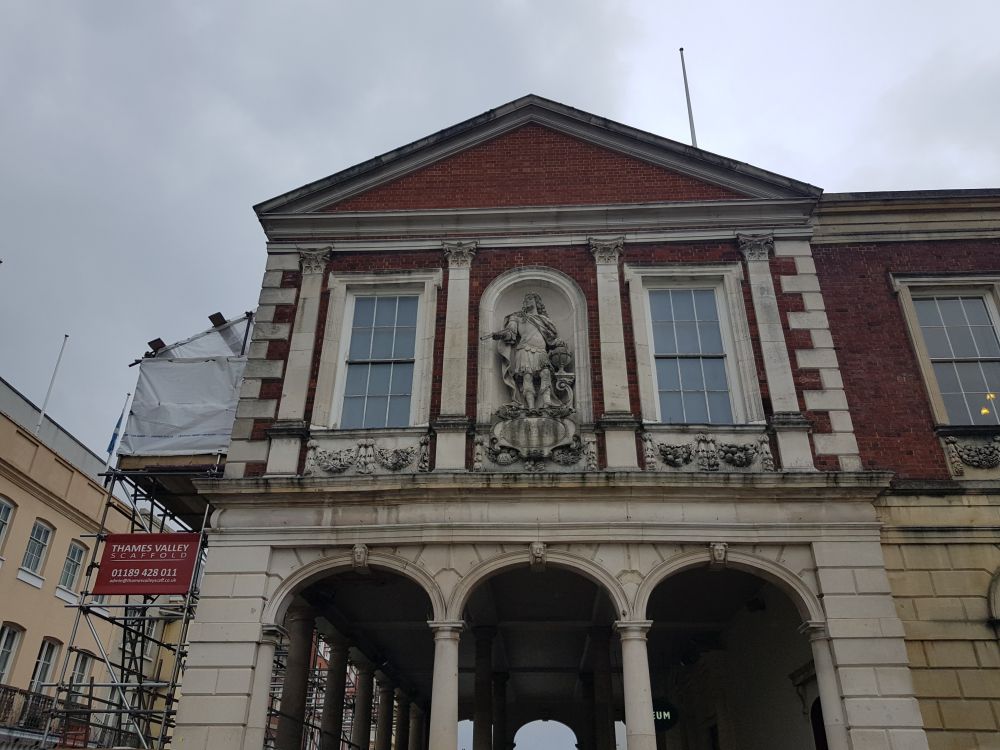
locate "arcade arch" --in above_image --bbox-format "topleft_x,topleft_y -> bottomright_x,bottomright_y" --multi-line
268,563 -> 438,750
642,565 -> 840,750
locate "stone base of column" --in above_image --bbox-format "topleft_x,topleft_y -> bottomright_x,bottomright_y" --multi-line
598,413 -> 640,470
434,418 -> 471,470
265,421 -> 309,475
771,412 -> 815,471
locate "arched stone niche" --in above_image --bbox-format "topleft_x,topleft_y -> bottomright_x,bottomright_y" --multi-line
476,266 -> 593,426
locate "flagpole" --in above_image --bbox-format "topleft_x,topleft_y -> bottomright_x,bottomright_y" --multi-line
36,334 -> 70,435
679,47 -> 698,148
105,391 -> 132,472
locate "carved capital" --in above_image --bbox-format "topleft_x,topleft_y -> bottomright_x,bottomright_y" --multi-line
589,236 -> 624,265
443,240 -> 478,269
614,620 -> 653,640
737,233 -> 774,262
299,246 -> 331,275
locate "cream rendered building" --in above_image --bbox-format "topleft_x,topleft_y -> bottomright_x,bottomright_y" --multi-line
0,378 -> 129,747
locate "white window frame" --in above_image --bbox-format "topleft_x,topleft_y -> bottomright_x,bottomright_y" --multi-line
893,275 -> 1000,426
28,639 -> 60,694
625,263 -> 764,426
0,497 -> 14,560
0,622 -> 23,684
58,541 -> 87,592
20,519 -> 54,576
69,651 -> 93,688
312,270 -> 441,431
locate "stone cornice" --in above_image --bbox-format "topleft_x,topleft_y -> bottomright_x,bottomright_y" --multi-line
0,459 -> 104,533
814,192 -> 1000,244
259,198 -> 817,244
255,96 -> 821,216
202,520 -> 883,546
192,470 -> 894,506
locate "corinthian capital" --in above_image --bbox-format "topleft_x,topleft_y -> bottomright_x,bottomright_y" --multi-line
589,236 -> 624,265
737,233 -> 774,262
298,246 -> 331,275
442,240 -> 478,269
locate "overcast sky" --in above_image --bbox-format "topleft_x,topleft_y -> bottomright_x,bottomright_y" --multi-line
1,0 -> 998,459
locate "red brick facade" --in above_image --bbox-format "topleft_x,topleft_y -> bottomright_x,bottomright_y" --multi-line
814,238 -> 1000,479
325,124 -> 743,212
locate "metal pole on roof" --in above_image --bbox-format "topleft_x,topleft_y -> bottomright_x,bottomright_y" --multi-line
35,333 -> 69,434
679,47 -> 698,148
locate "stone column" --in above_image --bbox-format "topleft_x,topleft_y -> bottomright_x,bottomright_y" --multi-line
473,628 -> 494,750
267,247 -> 330,474
738,233 -> 815,470
591,628 -> 614,750
374,673 -> 396,750
408,703 -> 424,750
351,655 -> 376,750
492,672 -> 508,750
435,241 -> 478,470
615,621 -> 656,750
276,604 -> 315,750
579,673 -> 596,750
319,634 -> 350,750
590,237 -> 639,469
428,621 -> 464,750
394,692 -> 411,750
802,622 -> 850,750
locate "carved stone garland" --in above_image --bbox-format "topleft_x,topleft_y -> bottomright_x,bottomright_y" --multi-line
305,438 -> 429,476
641,432 -> 775,472
944,435 -> 1000,476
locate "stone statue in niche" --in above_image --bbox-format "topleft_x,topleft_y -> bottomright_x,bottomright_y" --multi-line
481,291 -> 581,469
490,292 -> 575,417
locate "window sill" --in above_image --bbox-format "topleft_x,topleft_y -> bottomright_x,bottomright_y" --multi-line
310,425 -> 428,440
16,568 -> 44,589
935,425 -> 1000,437
641,423 -> 767,435
54,586 -> 79,605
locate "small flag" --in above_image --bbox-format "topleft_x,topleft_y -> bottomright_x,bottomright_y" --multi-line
107,411 -> 124,455
106,392 -> 131,459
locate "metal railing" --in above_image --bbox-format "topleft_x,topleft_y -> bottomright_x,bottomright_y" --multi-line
0,683 -> 55,733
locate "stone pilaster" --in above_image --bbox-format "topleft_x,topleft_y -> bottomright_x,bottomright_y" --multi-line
738,233 -> 815,471
436,241 -> 478,470
590,237 -> 639,469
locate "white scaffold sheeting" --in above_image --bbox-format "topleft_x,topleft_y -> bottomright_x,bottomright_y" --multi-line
119,356 -> 246,456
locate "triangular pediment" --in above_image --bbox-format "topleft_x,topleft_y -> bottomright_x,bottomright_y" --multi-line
256,95 -> 821,216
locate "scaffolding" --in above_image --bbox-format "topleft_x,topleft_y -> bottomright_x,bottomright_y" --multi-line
264,633 -> 366,750
42,466 -> 215,749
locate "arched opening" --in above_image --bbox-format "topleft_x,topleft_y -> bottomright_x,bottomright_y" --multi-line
513,719 -> 578,749
645,567 -> 820,750
267,565 -> 436,750
460,565 -> 620,750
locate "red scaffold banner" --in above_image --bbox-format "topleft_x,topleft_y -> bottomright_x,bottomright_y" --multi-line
92,533 -> 201,595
